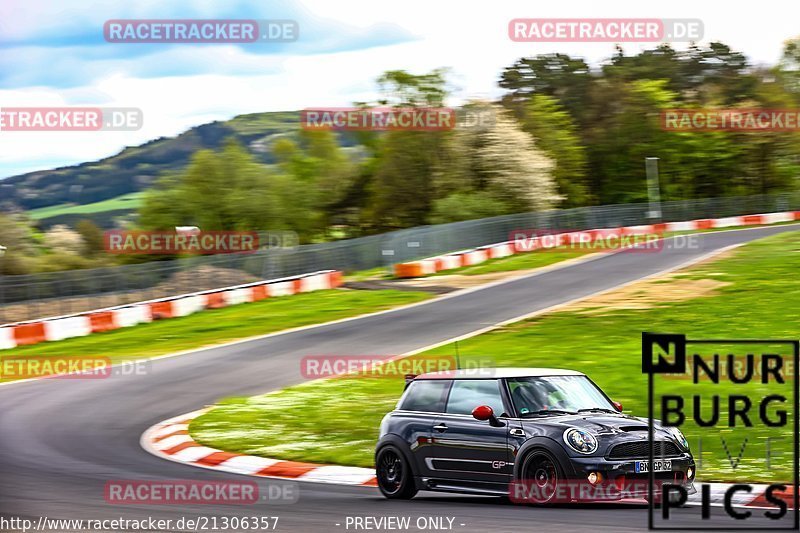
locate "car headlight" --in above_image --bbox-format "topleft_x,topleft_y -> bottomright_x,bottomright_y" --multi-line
563,428 -> 598,454
667,427 -> 689,450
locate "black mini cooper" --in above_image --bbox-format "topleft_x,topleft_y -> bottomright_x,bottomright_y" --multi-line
375,368 -> 695,503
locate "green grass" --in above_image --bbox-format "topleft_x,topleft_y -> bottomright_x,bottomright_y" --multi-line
191,231 -> 800,482
225,111 -> 301,136
27,192 -> 144,220
0,289 -> 431,382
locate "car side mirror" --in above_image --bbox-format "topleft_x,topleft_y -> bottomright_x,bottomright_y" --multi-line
472,405 -> 493,420
612,401 -> 623,412
472,405 -> 505,427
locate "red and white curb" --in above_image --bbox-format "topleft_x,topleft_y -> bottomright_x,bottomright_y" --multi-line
141,410 -> 378,487
142,411 -> 795,510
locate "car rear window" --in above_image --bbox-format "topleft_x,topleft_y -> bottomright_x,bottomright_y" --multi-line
399,380 -> 451,412
445,379 -> 506,416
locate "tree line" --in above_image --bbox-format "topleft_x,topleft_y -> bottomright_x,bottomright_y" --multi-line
140,40 -> 800,242
4,39 -> 800,274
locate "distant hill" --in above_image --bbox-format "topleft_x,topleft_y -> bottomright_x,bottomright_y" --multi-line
0,111 -> 359,226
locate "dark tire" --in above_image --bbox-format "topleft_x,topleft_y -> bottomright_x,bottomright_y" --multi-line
376,445 -> 418,499
516,449 -> 564,504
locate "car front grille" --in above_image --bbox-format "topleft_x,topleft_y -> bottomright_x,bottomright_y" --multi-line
607,440 -> 681,459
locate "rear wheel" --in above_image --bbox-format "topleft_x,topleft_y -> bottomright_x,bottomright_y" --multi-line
517,449 -> 563,504
376,446 -> 418,499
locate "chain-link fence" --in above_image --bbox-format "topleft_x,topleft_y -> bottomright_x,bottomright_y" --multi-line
390,192 -> 800,263
1,192 -> 798,324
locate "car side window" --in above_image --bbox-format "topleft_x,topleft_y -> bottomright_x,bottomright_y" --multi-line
445,379 -> 506,416
399,380 -> 451,412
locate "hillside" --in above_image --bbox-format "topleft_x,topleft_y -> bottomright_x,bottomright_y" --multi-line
0,111 -> 359,224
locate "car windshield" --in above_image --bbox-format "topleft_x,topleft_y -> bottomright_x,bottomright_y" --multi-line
507,375 -> 616,416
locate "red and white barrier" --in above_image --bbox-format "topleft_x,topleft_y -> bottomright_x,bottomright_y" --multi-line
268,280 -> 295,297
434,256 -> 461,272
116,304 -> 152,327
761,212 -> 795,224
461,249 -> 489,266
485,242 -> 515,259
393,210 -> 800,278
665,220 -> 695,232
0,270 -> 344,351
0,327 -> 15,350
174,295 -> 205,317
222,287 -> 251,306
44,316 -> 92,342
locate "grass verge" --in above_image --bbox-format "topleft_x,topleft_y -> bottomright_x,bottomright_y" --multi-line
191,231 -> 800,482
27,192 -> 144,220
0,289 -> 431,383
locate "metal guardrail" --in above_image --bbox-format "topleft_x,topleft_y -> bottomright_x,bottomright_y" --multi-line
1,192 -> 798,323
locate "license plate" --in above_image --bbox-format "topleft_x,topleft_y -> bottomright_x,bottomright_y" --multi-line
635,460 -> 672,473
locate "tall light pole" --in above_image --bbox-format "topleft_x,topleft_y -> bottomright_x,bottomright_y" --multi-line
645,157 -> 662,221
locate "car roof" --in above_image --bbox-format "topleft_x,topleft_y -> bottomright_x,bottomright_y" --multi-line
414,367 -> 586,380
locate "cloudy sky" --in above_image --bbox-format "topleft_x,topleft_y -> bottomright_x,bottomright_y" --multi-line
0,0 -> 796,179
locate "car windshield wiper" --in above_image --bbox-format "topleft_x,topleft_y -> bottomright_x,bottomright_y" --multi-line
522,409 -> 577,417
577,407 -> 619,414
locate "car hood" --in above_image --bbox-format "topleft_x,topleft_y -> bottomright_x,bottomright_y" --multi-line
519,412 -> 670,437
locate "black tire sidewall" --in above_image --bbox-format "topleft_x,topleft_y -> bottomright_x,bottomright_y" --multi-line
517,448 -> 565,505
375,445 -> 417,499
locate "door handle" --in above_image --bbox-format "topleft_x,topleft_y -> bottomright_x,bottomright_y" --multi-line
433,424 -> 448,432
509,428 -> 525,437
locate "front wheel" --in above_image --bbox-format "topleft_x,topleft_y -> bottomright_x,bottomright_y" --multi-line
376,446 -> 418,500
517,449 -> 564,504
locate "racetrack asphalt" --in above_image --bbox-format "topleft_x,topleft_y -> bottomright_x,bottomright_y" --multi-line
1,224 -> 798,532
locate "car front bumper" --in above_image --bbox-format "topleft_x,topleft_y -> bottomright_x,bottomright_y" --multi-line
564,454 -> 696,500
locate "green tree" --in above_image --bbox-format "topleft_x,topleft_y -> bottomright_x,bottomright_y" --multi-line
365,69 -> 455,230
368,130 -> 452,229
139,139 -> 282,232
523,95 -> 589,206
75,219 -> 105,256
499,53 -> 592,124
271,130 -> 355,240
0,213 -> 36,275
430,191 -> 509,224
